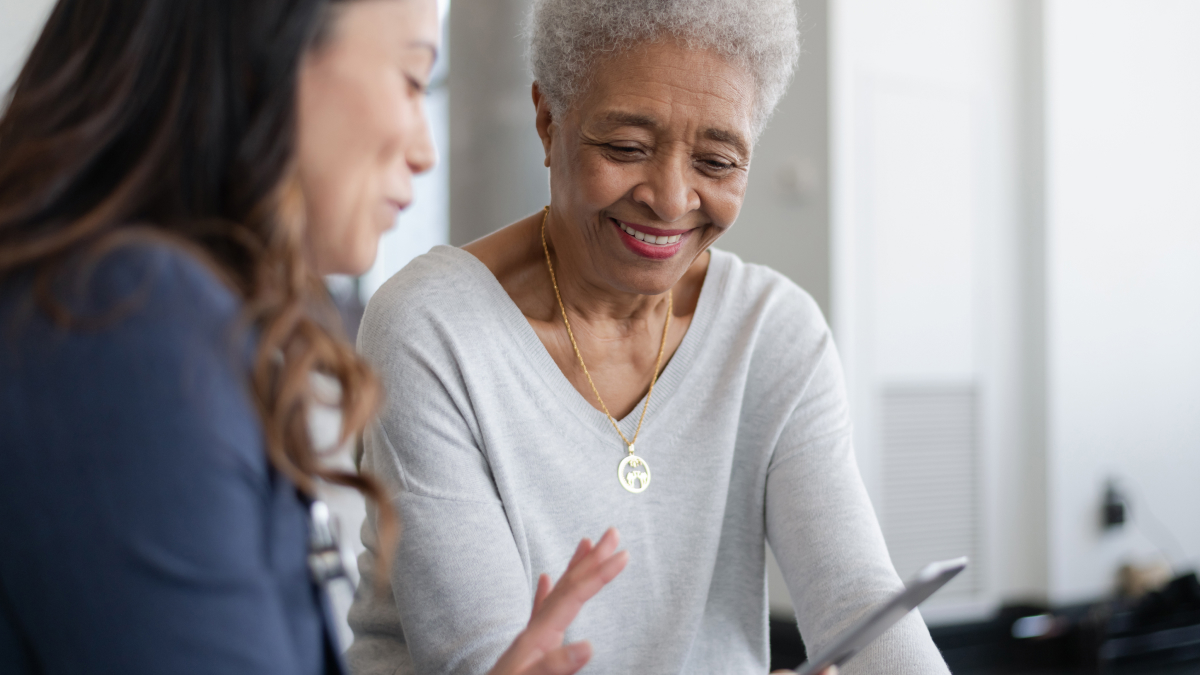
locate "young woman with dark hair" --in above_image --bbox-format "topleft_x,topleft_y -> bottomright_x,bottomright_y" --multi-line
0,1 -> 626,673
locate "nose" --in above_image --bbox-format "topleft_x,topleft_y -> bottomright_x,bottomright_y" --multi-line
406,100 -> 437,176
630,154 -> 701,223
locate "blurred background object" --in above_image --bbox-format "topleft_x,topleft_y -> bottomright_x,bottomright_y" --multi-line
3,0 -> 1197,670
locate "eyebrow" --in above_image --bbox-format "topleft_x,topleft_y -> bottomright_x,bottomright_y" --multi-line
407,40 -> 439,60
596,111 -> 749,157
597,111 -> 658,129
703,127 -> 749,157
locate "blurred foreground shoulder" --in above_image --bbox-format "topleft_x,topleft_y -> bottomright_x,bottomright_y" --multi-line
0,239 -> 331,675
358,245 -> 495,358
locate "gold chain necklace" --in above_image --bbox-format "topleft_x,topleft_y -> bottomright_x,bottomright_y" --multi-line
539,206 -> 672,494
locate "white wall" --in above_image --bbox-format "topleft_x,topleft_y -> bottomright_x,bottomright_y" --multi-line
1044,0 -> 1200,604
0,0 -> 55,97
832,0 -> 1200,617
831,0 -> 1039,622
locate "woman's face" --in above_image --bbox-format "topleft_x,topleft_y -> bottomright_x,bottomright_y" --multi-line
538,40 -> 756,295
296,0 -> 439,276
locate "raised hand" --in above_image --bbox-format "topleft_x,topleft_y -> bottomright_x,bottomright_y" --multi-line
487,528 -> 629,675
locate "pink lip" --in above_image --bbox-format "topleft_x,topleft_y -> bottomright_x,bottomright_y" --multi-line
611,217 -> 689,260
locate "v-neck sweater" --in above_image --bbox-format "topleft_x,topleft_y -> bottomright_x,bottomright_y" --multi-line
345,246 -> 949,675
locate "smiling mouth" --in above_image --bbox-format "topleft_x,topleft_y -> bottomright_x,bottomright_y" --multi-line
614,220 -> 683,246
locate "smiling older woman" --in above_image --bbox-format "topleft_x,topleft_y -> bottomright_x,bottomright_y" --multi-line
347,1 -> 950,674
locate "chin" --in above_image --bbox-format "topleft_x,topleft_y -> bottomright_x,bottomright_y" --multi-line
610,265 -> 684,297
345,249 -> 378,277
318,244 -> 377,278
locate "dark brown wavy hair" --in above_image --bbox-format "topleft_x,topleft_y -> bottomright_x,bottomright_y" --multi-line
0,0 -> 396,568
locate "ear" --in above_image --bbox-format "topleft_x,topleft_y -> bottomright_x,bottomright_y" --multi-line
532,81 -> 554,168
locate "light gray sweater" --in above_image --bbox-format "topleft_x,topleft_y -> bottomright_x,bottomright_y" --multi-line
346,246 -> 949,675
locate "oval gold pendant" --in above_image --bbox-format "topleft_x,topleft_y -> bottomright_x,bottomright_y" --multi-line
618,454 -> 651,493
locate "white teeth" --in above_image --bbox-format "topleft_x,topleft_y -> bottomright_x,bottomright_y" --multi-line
618,221 -> 681,246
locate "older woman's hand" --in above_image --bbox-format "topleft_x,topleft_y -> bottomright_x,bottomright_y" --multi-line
487,528 -> 629,675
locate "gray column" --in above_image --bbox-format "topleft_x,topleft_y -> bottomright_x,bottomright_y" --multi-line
448,0 -> 550,246
718,0 -> 831,318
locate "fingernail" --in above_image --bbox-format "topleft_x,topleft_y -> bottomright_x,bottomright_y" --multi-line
829,666 -> 839,675
568,641 -> 592,665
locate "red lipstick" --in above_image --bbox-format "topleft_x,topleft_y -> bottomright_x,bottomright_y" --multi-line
611,218 -> 689,260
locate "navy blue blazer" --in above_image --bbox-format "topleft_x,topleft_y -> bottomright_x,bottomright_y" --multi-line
0,243 -> 342,674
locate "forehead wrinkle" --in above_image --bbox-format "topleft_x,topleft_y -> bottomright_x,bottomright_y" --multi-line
591,84 -> 747,125
605,63 -> 751,104
590,68 -> 754,139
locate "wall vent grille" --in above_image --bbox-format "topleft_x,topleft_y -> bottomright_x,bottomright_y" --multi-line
879,385 -> 981,600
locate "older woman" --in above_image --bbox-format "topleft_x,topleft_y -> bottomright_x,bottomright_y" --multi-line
348,0 -> 949,673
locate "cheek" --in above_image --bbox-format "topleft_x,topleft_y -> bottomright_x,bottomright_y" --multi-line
567,152 -> 637,210
297,86 -> 363,230
707,175 -> 748,227
297,75 -> 408,273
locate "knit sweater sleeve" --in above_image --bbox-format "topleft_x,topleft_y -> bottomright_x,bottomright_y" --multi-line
347,251 -> 533,675
761,287 -> 949,675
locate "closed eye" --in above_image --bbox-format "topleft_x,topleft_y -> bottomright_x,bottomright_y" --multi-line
696,157 -> 739,176
605,144 -> 642,155
405,74 -> 429,95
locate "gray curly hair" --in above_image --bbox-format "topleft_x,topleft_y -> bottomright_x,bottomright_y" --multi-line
526,0 -> 800,140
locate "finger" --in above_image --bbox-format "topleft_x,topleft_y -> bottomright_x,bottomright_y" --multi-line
567,538 -> 592,568
538,529 -> 617,615
550,531 -> 626,611
589,528 -> 619,562
517,528 -> 627,658
559,529 -> 625,595
514,641 -> 592,675
559,528 -> 619,582
531,573 -> 551,619
527,548 -> 628,635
